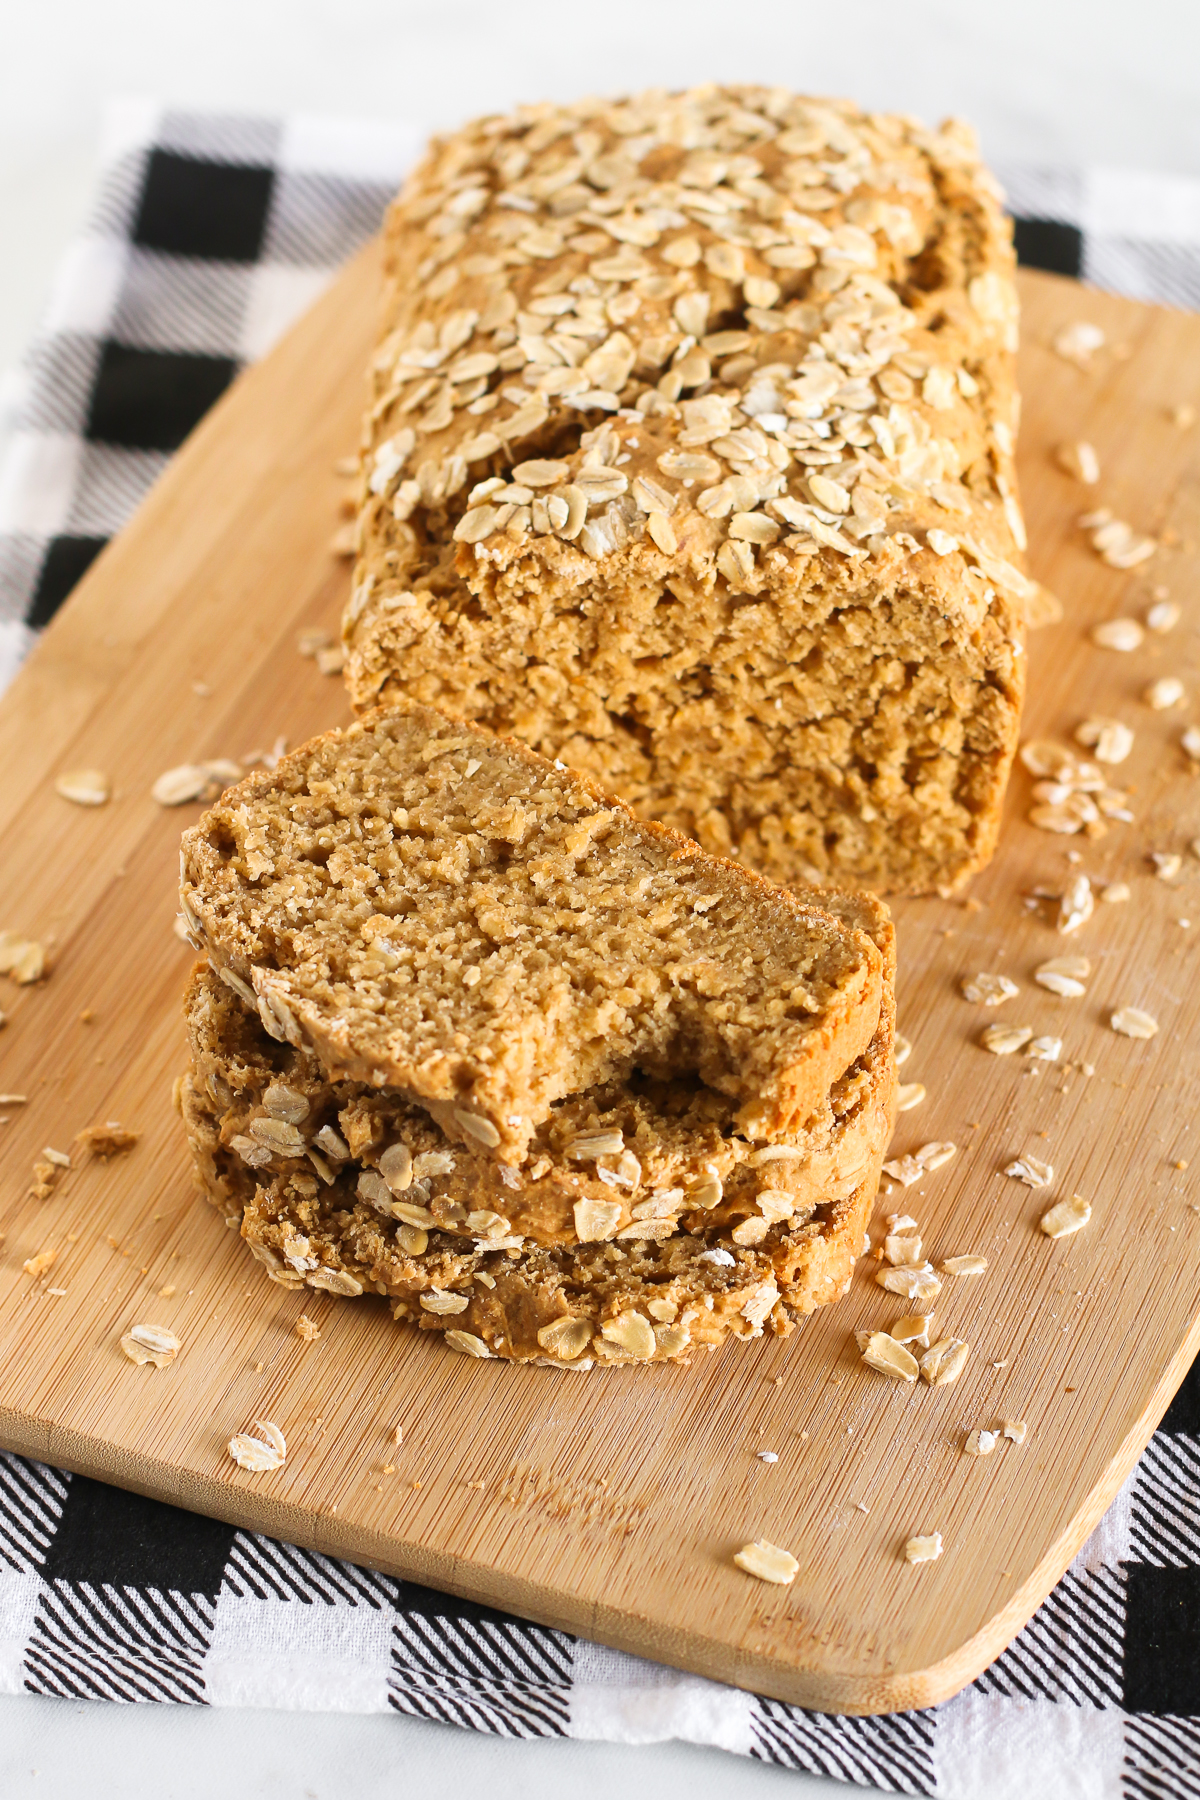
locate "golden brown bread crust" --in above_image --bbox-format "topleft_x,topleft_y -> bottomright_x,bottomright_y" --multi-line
179,703 -> 886,1160
343,86 -> 1027,894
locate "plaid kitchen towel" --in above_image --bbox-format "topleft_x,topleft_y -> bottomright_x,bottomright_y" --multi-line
3,103 -> 1200,1799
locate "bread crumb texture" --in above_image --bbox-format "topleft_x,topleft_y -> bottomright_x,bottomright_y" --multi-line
343,86 -> 1027,895
180,704 -> 886,1159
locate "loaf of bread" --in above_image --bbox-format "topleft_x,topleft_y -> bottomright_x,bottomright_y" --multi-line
180,957 -> 894,1365
179,703 -> 885,1163
343,86 -> 1028,894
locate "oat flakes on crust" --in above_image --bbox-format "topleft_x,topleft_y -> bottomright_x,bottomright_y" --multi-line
182,1072 -> 886,1368
183,959 -> 894,1254
179,955 -> 895,1366
180,703 -> 886,1159
342,86 -> 1026,895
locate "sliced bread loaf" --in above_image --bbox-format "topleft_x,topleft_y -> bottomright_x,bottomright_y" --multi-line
180,703 -> 885,1161
343,86 -> 1027,895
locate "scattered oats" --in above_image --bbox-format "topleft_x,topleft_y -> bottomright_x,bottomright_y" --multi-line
981,1023 -> 1033,1055
0,933 -> 46,984
877,1264 -> 942,1303
891,1314 -> 934,1349
961,972 -> 1019,1006
942,1256 -> 988,1277
1055,440 -> 1100,483
1147,599 -> 1181,633
297,627 -> 332,657
734,1540 -> 799,1586
1100,882 -> 1131,903
882,1142 -> 955,1185
1145,677 -> 1185,710
896,1082 -> 926,1112
1053,321 -> 1105,364
1152,853 -> 1182,880
1091,619 -> 1145,652
884,1229 -> 924,1267
315,644 -> 345,676
1111,1006 -> 1159,1039
152,760 -> 242,806
1001,1419 -> 1028,1445
228,1423 -> 286,1472
904,1533 -> 943,1564
1090,519 -> 1157,570
1006,1153 -> 1054,1188
295,1314 -> 321,1342
920,1338 -> 969,1386
46,1288 -> 67,1298
120,1323 -> 180,1368
55,769 -> 110,806
1035,957 -> 1090,998
0,1093 -> 26,1104
22,1248 -> 57,1278
1040,1194 -> 1092,1238
1074,718 -> 1134,764
1059,875 -> 1094,935
391,1424 -> 403,1447
1183,727 -> 1200,763
445,1330 -> 493,1359
894,1034 -> 913,1066
860,1331 -> 919,1382
964,1429 -> 998,1457
757,1451 -> 779,1464
1027,1036 -> 1063,1062
42,1147 -> 71,1169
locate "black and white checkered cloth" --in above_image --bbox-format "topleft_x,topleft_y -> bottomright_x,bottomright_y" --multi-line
3,106 -> 1200,1797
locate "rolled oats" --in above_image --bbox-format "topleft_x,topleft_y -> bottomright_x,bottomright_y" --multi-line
55,769 -> 110,806
981,1023 -> 1033,1055
961,972 -> 1019,1006
920,1337 -> 969,1386
904,1532 -> 943,1564
1040,1194 -> 1091,1238
1111,1007 -> 1159,1039
734,1540 -> 799,1585
860,1330 -> 919,1381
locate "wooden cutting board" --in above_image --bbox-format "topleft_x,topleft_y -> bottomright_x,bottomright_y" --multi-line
2,245 -> 1200,1716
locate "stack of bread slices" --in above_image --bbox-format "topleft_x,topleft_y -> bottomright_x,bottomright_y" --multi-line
179,704 -> 895,1366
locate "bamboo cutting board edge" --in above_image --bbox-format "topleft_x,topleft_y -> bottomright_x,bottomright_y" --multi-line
1,255 -> 1199,1715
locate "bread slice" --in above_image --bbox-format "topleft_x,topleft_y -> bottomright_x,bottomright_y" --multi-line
180,703 -> 885,1162
342,86 -> 1027,896
179,961 -> 895,1365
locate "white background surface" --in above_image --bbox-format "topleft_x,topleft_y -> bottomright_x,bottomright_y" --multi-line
1,1 -> 1197,1793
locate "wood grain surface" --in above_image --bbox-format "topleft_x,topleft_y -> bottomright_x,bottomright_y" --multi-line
2,245 -> 1200,1714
